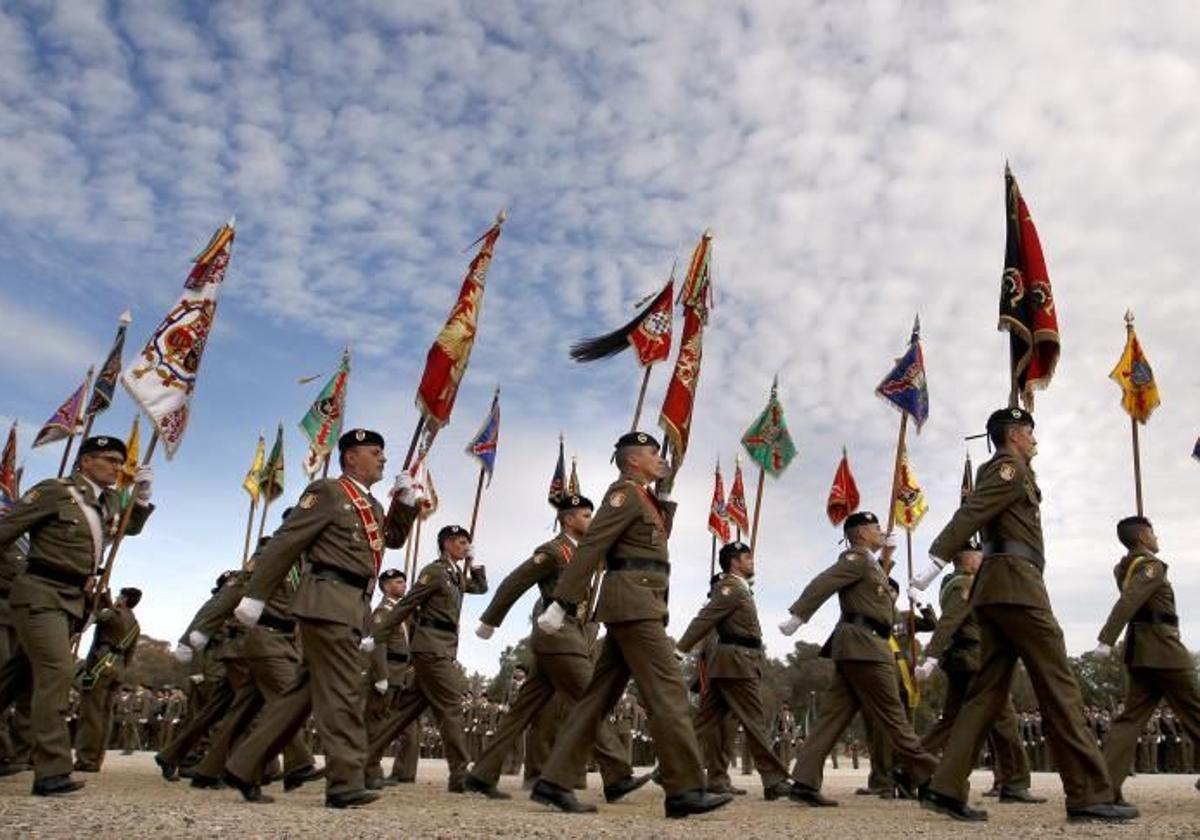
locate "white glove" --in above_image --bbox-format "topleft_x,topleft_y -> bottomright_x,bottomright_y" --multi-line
883,531 -> 898,550
914,658 -> 938,680
909,556 -> 947,591
779,614 -> 804,636
172,645 -> 193,664
1093,642 -> 1113,658
374,679 -> 389,695
188,630 -> 209,649
475,622 -> 495,640
189,674 -> 204,684
134,466 -> 154,503
465,544 -> 476,563
360,636 -> 376,653
908,590 -> 929,610
537,601 -> 566,634
233,597 -> 265,627
392,472 -> 417,505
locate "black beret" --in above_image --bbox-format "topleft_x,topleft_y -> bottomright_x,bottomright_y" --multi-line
79,435 -> 127,460
719,541 -> 752,566
614,431 -> 660,451
119,587 -> 143,608
437,524 -> 471,545
843,511 -> 879,533
338,428 -> 385,453
554,494 -> 593,512
887,577 -> 900,593
213,569 -> 240,593
379,568 -> 407,583
986,407 -> 1035,436
1117,515 -> 1153,531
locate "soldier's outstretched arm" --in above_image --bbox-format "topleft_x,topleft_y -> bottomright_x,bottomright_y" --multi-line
371,569 -> 441,639
925,580 -> 970,660
677,591 -> 737,652
246,480 -> 333,602
0,481 -> 58,549
479,551 -> 554,629
788,556 -> 865,623
1098,558 -> 1166,646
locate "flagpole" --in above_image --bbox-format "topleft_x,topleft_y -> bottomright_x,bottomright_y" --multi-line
321,454 -> 331,479
749,466 -> 766,554
57,366 -> 95,478
241,496 -> 258,567
468,465 -> 486,536
403,417 -> 427,470
905,528 -> 917,674
1125,312 -> 1145,516
256,493 -> 274,543
630,366 -> 653,431
882,414 -> 909,575
710,534 -> 717,579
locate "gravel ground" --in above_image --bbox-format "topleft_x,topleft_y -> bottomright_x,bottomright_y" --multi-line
2,754 -> 1199,838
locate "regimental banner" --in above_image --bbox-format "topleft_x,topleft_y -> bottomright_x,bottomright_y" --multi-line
547,435 -> 567,505
826,449 -> 860,527
708,462 -> 732,543
122,219 -> 235,458
416,216 -> 504,430
465,389 -> 500,486
893,443 -> 928,531
0,422 -> 16,513
33,370 -> 91,448
741,377 -> 797,478
876,316 -> 930,431
242,435 -> 266,502
659,232 -> 714,464
87,311 -> 132,417
567,457 -> 581,497
726,459 -> 750,534
300,348 -> 351,477
999,165 -> 1060,409
570,278 -> 674,367
1109,319 -> 1160,424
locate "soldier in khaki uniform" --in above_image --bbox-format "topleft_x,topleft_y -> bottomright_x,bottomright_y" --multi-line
0,435 -> 154,795
500,664 -> 527,776
780,511 -> 938,807
915,545 -> 1038,802
0,541 -> 32,775
363,568 -> 419,788
1093,517 -> 1200,802
532,432 -> 733,819
224,428 -> 417,808
74,587 -> 142,770
911,408 -> 1135,823
364,523 -> 487,792
466,494 -> 646,801
677,541 -> 793,799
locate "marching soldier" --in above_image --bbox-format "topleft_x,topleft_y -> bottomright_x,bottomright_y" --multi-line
224,428 -> 417,808
914,545 -> 1040,803
466,494 -> 646,802
910,408 -> 1135,823
74,587 -> 142,771
615,690 -> 639,764
364,568 -> 419,788
773,704 -> 796,768
0,435 -> 155,795
676,541 -> 794,800
532,432 -> 733,819
500,664 -> 527,776
0,540 -> 32,776
1093,516 -> 1200,803
780,511 -> 938,807
364,523 -> 487,792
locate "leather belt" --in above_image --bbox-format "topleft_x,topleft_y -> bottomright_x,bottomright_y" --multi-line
418,616 -> 458,633
982,539 -> 1045,573
24,559 -> 89,588
0,585 -> 10,599
256,613 -> 296,633
606,557 -> 670,575
839,612 -> 891,640
718,632 -> 762,649
387,653 -> 410,663
1132,609 -> 1178,626
310,562 -> 371,593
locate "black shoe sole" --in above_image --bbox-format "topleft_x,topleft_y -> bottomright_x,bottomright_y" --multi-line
531,791 -> 596,813
665,797 -> 735,819
919,797 -> 988,822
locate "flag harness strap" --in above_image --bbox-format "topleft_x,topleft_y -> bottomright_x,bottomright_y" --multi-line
338,478 -> 384,573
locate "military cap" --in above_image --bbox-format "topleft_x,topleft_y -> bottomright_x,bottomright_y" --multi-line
119,587 -> 143,608
719,541 -> 752,565
213,569 -> 240,593
553,494 -> 594,512
887,577 -> 900,593
843,511 -> 879,533
379,568 -> 407,583
986,406 -> 1035,437
1117,515 -> 1152,531
437,524 -> 471,547
79,435 -> 127,460
614,431 -> 660,451
338,428 -> 385,453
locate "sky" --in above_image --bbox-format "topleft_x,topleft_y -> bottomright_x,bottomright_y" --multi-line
2,1 -> 1200,677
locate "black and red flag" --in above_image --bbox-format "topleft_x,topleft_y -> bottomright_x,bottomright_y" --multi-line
570,276 -> 673,367
1000,165 -> 1060,409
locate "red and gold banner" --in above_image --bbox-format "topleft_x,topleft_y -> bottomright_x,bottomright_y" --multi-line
658,231 -> 713,464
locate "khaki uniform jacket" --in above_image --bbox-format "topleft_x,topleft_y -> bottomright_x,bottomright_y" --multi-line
929,452 -> 1048,610
246,477 -> 416,629
925,572 -> 980,672
676,574 -> 764,679
0,472 -> 153,618
552,477 -> 676,623
788,548 -> 893,663
374,557 -> 487,658
368,596 -> 412,686
479,534 -> 590,656
211,550 -> 304,661
0,542 -> 25,627
90,603 -> 140,670
1098,551 -> 1192,670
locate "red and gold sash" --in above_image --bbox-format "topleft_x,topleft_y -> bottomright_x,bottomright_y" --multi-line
339,478 -> 384,574
631,484 -> 668,535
